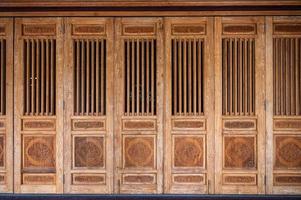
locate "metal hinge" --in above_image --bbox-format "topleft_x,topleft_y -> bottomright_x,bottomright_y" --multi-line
63,174 -> 65,184
63,100 -> 65,110
264,175 -> 266,185
264,100 -> 267,111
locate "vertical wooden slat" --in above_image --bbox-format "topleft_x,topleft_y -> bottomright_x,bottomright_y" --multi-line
141,39 -> 145,115
251,39 -> 256,115
178,40 -> 182,115
137,39 -> 140,115
31,39 -> 35,115
151,39 -> 155,115
244,38 -> 248,115
239,39 -> 243,115
188,39 -> 192,114
45,39 -> 50,115
183,39 -> 187,115
229,38 -> 233,115
125,40 -> 130,115
146,40 -> 150,115
0,40 -> 3,115
198,39 -> 202,115
81,40 -> 85,115
291,39 -> 295,115
131,39 -> 135,115
91,40 -> 95,115
295,38 -> 301,115
86,40 -> 90,115
248,38 -> 252,115
101,39 -> 105,115
50,39 -> 55,115
36,39 -> 40,114
233,38 -> 237,115
193,39 -> 197,115
75,40 -> 80,115
41,40 -> 45,115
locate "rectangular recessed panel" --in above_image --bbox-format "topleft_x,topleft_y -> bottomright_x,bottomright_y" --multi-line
222,24 -> 257,35
0,135 -> 4,167
22,135 -> 56,171
72,25 -> 105,36
22,24 -> 56,36
22,173 -> 55,185
223,136 -> 256,169
223,174 -> 257,185
0,120 -> 5,130
171,38 -> 204,116
0,39 -> 6,116
273,24 -> 301,35
72,119 -> 106,131
274,119 -> 301,130
0,26 -> 5,35
124,39 -> 157,116
223,118 -> 257,131
72,173 -> 105,185
122,174 -> 156,184
23,39 -> 56,116
274,173 -> 301,186
274,135 -> 301,169
172,174 -> 205,184
73,136 -> 105,169
273,37 -> 301,116
222,38 -> 255,116
172,119 -> 206,131
123,25 -> 155,35
122,119 -> 156,131
22,118 -> 56,131
73,39 -> 107,116
0,173 -> 5,184
173,135 -> 205,168
123,135 -> 155,169
172,24 -> 206,35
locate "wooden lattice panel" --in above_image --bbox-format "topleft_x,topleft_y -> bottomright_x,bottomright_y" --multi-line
14,18 -> 64,193
164,17 -> 215,194
215,17 -> 265,194
266,16 -> 301,194
0,18 -> 13,193
64,18 -> 114,194
115,18 -> 164,194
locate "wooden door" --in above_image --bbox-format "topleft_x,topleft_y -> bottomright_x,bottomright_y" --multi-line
64,17 -> 114,193
214,17 -> 266,194
266,16 -> 301,194
164,17 -> 215,194
114,18 -> 164,194
14,18 -> 64,193
0,18 -> 13,193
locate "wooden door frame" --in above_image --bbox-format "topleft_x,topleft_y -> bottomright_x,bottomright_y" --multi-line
63,17 -> 114,194
0,17 -> 13,193
14,17 -> 64,193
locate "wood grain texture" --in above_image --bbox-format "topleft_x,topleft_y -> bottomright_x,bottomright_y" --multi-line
0,18 -> 13,193
14,17 -> 64,193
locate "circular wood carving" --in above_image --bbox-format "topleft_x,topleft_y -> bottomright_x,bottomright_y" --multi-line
276,136 -> 301,168
174,136 -> 203,167
124,137 -> 154,168
224,136 -> 255,169
24,136 -> 55,168
74,136 -> 104,168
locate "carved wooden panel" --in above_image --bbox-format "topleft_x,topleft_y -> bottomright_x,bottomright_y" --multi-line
215,17 -> 265,194
14,18 -> 64,193
115,18 -> 163,194
266,16 -> 301,194
0,18 -> 13,193
165,17 -> 214,194
64,18 -> 114,194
